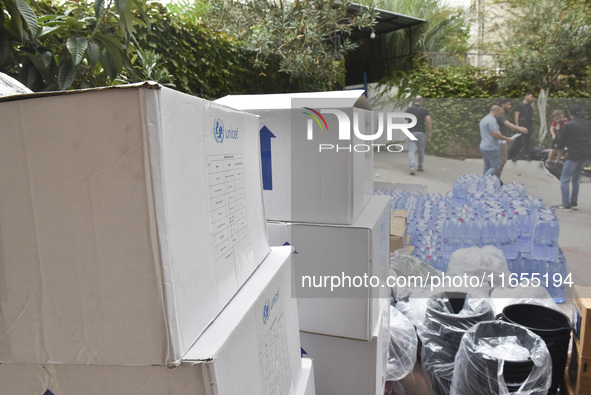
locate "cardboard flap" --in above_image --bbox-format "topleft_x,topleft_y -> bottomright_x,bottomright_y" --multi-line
183,246 -> 292,361
215,90 -> 370,111
0,81 -> 161,103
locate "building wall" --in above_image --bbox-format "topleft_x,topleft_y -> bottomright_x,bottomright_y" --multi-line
467,0 -> 523,68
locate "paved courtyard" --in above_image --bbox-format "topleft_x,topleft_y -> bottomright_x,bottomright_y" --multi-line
374,149 -> 591,307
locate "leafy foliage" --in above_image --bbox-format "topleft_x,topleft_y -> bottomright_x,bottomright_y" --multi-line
134,2 -> 252,99
1,0 -> 373,95
499,0 -> 591,94
165,0 -> 210,25
203,0 -> 376,92
1,0 -> 145,90
497,0 -> 591,142
352,0 -> 471,70
378,57 -> 526,156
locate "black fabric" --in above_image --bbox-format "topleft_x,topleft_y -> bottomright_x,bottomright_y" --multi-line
515,102 -> 534,129
556,117 -> 591,161
495,113 -> 509,136
406,104 -> 430,133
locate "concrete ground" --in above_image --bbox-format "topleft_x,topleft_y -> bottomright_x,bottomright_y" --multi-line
374,149 -> 591,310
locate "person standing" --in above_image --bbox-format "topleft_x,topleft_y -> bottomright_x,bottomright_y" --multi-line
513,92 -> 536,160
554,103 -> 591,211
547,109 -> 568,164
480,105 -> 513,176
405,96 -> 432,175
495,98 -> 529,181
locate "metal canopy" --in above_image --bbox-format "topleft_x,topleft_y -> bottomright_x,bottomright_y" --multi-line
346,3 -> 426,39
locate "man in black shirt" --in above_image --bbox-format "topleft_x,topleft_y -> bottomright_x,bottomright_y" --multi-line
554,103 -> 591,211
512,92 -> 536,160
405,96 -> 432,175
495,98 -> 528,181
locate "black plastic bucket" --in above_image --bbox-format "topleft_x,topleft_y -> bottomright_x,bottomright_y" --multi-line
503,359 -> 535,392
421,292 -> 494,395
454,320 -> 549,395
500,304 -> 573,395
426,292 -> 494,352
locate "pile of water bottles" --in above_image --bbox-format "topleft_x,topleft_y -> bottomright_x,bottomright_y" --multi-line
375,174 -> 567,303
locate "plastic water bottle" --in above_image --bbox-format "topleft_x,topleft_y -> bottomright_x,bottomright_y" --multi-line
531,209 -> 559,261
515,183 -> 527,199
457,217 -> 467,248
442,217 -> 454,260
461,215 -> 480,249
502,213 -> 519,260
513,206 -> 533,254
443,216 -> 463,258
479,216 -> 497,248
484,174 -> 501,193
507,254 -> 520,274
521,254 -> 545,281
413,219 -> 429,247
452,176 -> 468,206
547,248 -> 567,303
518,253 -> 530,276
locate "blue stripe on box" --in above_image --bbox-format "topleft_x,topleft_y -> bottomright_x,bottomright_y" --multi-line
260,126 -> 276,191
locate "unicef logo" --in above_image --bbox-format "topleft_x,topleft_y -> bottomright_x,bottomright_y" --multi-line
262,299 -> 270,324
213,118 -> 224,143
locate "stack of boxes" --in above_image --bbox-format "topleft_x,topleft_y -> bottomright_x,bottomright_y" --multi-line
216,91 -> 391,395
566,285 -> 591,395
0,83 -> 314,394
389,209 -> 408,253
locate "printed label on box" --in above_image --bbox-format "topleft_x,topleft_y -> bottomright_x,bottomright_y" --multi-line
208,154 -> 249,261
256,287 -> 291,395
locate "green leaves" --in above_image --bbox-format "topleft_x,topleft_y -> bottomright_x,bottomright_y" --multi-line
16,0 -> 39,38
93,0 -> 104,19
499,0 -> 591,92
1,0 -> 151,90
3,0 -> 24,40
115,0 -> 134,36
26,50 -> 53,79
87,42 -> 101,66
58,58 -> 77,89
203,0 -> 375,92
67,37 -> 88,66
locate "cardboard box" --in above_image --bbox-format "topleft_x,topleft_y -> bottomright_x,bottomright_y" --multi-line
389,209 -> 407,253
0,247 -> 303,395
391,209 -> 408,219
390,215 -> 406,235
574,285 -> 591,357
185,246 -> 301,394
298,358 -> 317,395
565,338 -> 591,395
299,301 -> 389,395
390,235 -> 404,253
267,195 -> 390,341
0,83 -> 270,366
215,90 -> 374,225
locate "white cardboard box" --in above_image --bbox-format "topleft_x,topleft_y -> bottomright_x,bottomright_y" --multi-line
267,195 -> 390,341
0,247 -> 302,395
298,358 -> 317,395
300,300 -> 389,395
0,83 -> 269,366
215,90 -> 374,225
